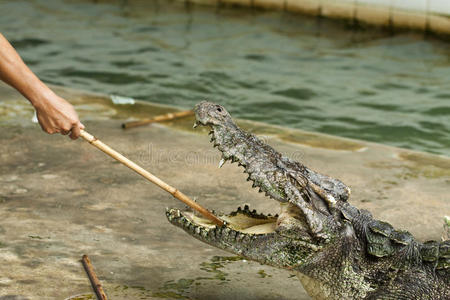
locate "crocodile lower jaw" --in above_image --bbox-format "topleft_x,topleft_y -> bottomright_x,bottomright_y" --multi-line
167,202 -> 313,241
166,205 -> 278,235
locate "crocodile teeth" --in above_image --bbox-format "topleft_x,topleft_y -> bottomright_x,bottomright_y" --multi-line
193,121 -> 199,128
218,158 -> 226,168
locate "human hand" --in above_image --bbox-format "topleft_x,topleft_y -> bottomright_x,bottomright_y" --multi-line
33,93 -> 85,140
0,33 -> 85,140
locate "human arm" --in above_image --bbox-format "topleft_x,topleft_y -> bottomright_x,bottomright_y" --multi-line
0,33 -> 84,139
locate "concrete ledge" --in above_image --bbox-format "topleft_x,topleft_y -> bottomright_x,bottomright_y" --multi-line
186,0 -> 450,36
356,3 -> 391,26
286,0 -> 320,15
429,14 -> 450,35
253,0 -> 285,10
321,0 -> 356,21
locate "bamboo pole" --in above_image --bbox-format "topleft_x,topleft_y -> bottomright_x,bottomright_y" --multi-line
79,130 -> 224,226
122,110 -> 194,129
81,255 -> 108,300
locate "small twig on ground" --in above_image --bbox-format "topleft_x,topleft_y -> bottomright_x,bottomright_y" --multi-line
121,110 -> 194,129
81,254 -> 108,300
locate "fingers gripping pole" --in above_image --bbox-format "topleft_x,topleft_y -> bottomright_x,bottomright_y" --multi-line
79,130 -> 224,226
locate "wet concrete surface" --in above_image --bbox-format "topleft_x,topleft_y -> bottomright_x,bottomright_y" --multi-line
0,83 -> 449,299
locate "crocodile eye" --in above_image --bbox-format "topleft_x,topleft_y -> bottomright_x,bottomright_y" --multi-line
217,107 -> 222,112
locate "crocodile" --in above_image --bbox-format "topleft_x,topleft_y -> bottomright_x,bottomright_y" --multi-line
166,101 -> 449,299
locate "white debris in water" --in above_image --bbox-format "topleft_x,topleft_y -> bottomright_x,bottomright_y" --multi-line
110,94 -> 135,105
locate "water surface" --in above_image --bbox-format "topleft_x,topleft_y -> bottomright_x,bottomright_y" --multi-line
1,0 -> 449,155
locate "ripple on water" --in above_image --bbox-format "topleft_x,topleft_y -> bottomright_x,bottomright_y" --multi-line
199,71 -> 233,82
10,38 -> 49,49
358,90 -> 377,96
272,88 -> 318,101
254,100 -> 301,112
423,107 -> 450,116
244,54 -> 268,61
161,80 -> 214,95
110,60 -> 140,67
373,82 -> 411,90
356,102 -> 404,112
434,93 -> 450,99
58,69 -> 149,85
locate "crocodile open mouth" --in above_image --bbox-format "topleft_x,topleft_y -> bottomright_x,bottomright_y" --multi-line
166,106 -> 313,241
166,202 -> 311,242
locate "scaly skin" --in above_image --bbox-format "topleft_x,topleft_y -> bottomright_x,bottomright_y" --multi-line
166,101 -> 449,299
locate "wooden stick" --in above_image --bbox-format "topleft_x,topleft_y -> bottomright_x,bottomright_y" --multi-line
79,130 -> 224,226
122,110 -> 194,129
81,255 -> 108,300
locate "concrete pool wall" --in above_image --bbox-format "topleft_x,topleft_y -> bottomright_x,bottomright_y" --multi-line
182,0 -> 450,36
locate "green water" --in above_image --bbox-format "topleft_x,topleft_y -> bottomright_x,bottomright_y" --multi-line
1,0 -> 449,156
